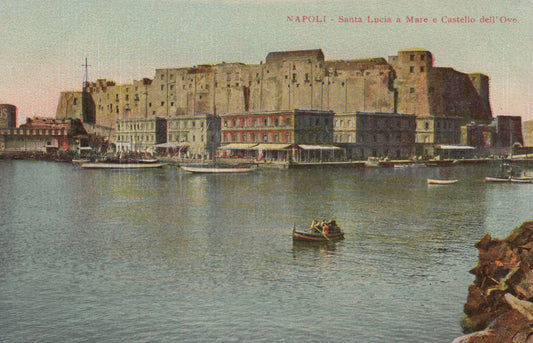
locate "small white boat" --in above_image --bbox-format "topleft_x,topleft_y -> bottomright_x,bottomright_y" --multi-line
510,178 -> 533,184
180,164 -> 256,173
427,178 -> 458,185
72,159 -> 91,164
81,162 -> 166,169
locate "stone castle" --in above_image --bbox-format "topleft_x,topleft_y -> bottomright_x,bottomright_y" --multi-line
55,48 -> 493,132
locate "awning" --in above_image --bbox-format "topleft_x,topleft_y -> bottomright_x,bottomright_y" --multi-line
297,144 -> 343,150
437,145 -> 476,150
154,143 -> 189,148
218,143 -> 258,150
251,143 -> 291,150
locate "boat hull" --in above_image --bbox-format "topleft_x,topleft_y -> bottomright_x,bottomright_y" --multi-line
510,178 -> 533,184
427,179 -> 458,185
485,177 -> 511,182
180,165 -> 256,173
292,229 -> 344,242
81,162 -> 166,169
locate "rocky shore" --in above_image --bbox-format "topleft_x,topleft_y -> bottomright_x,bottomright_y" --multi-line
453,221 -> 533,342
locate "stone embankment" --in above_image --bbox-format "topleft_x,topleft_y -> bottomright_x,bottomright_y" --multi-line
453,221 -> 533,342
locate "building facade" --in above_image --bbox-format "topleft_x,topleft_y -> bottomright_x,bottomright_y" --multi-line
166,114 -> 221,158
495,115 -> 523,147
334,112 -> 416,160
115,117 -> 167,152
219,109 -> 335,160
415,116 -> 462,157
220,109 -> 333,145
0,117 -> 86,153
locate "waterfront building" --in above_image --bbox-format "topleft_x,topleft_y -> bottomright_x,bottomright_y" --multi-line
219,109 -> 336,160
463,123 -> 496,150
495,115 -> 523,147
0,117 -> 87,153
415,116 -> 462,156
115,117 -> 167,152
523,120 -> 533,147
166,114 -> 221,158
334,112 -> 416,160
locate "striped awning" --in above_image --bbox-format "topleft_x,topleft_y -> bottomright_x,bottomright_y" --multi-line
437,145 -> 476,150
218,143 -> 259,150
297,144 -> 343,150
251,144 -> 292,150
154,143 -> 189,148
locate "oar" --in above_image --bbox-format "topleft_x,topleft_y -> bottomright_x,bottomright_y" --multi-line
319,228 -> 331,241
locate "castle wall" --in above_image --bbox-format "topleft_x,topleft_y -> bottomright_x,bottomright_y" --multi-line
56,48 -> 493,149
392,49 -> 433,116
427,68 -> 492,122
56,91 -> 83,121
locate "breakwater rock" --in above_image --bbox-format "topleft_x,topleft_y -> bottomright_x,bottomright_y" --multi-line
453,221 -> 533,342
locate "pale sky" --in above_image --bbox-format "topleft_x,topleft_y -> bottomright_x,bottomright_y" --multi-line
1,0 -> 531,125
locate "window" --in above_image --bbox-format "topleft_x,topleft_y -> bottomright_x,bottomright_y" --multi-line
420,66 -> 425,72
161,85 -> 164,91
410,88 -> 415,93
410,66 -> 414,73
410,54 -> 415,61
421,55 -> 425,61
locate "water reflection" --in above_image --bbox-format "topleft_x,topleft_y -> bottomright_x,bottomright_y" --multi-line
3,161 -> 533,342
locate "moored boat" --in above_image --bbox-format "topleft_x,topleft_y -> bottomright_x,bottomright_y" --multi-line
292,219 -> 344,242
485,160 -> 533,183
180,163 -> 256,173
485,176 -> 510,182
427,178 -> 458,185
510,178 -> 533,184
72,158 -> 91,164
80,161 -> 166,169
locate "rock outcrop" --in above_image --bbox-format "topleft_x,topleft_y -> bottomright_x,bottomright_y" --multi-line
453,221 -> 533,342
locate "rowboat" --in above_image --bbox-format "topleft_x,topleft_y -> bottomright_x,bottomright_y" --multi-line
427,178 -> 458,185
292,229 -> 345,242
292,220 -> 344,242
180,164 -> 256,173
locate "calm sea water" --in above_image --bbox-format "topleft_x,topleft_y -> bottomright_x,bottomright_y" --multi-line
1,160 -> 532,342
